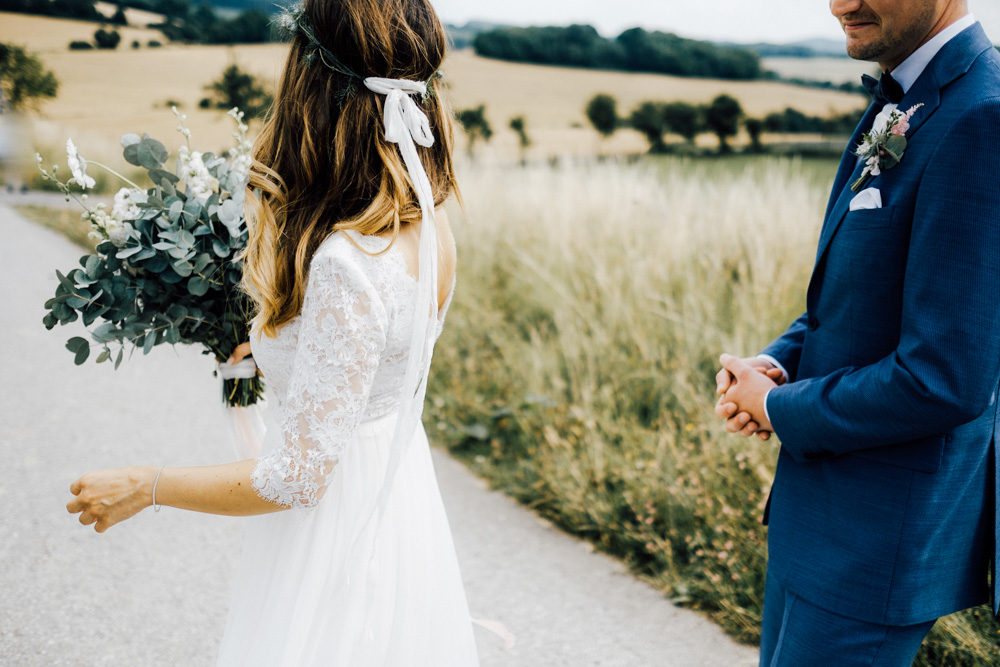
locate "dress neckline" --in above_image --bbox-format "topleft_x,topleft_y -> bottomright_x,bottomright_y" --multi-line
341,230 -> 456,319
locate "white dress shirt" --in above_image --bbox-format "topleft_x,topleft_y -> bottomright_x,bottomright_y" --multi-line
759,13 -> 976,425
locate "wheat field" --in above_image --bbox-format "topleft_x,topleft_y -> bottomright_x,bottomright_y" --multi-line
1,13 -> 869,168
763,55 -> 877,85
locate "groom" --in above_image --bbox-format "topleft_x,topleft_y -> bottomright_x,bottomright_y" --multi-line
714,0 -> 1000,664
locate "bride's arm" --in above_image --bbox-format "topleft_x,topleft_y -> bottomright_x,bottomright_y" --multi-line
67,460 -> 286,532
68,244 -> 389,532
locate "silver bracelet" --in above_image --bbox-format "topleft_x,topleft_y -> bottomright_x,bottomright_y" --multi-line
152,466 -> 165,513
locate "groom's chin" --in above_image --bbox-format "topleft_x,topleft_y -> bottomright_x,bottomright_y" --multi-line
845,37 -> 889,63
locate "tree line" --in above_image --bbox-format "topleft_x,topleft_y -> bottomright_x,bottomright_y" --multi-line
149,0 -> 274,45
1,0 -> 276,45
0,0 -> 103,21
586,93 -> 866,154
473,25 -> 762,81
451,95 -> 866,159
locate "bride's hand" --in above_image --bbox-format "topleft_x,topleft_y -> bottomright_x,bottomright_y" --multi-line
228,342 -> 264,377
67,466 -> 155,533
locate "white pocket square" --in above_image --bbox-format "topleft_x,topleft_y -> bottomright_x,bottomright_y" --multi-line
849,188 -> 882,211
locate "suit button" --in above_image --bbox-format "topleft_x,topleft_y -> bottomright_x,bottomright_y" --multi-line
808,317 -> 820,331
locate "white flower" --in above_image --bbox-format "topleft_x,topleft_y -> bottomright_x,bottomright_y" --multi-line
866,155 -> 881,177
228,153 -> 253,189
108,222 -> 133,248
85,203 -> 132,248
112,188 -> 143,222
178,146 -> 220,203
66,139 -> 96,190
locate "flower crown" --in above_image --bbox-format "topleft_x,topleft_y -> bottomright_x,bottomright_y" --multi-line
274,2 -> 442,107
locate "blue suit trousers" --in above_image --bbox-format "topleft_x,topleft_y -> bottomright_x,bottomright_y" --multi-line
760,575 -> 936,667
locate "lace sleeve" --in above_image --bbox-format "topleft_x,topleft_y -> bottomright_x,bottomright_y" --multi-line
251,246 -> 388,509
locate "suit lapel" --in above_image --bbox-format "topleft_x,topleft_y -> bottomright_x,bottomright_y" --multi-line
822,103 -> 879,223
816,104 -> 879,261
812,22 -> 993,266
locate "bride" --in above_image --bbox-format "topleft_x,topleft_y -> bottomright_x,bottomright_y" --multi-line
64,0 -> 481,664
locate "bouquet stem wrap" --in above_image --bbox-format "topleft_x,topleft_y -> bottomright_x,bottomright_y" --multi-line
218,358 -> 267,458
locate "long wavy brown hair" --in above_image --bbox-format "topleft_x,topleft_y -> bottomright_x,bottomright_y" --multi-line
241,0 -> 458,338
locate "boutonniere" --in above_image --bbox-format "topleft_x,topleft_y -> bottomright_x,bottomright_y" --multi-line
851,103 -> 924,193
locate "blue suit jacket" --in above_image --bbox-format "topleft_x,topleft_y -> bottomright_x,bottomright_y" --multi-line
761,23 -> 1000,626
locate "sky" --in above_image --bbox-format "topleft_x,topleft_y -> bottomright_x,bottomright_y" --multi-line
431,0 -> 1000,45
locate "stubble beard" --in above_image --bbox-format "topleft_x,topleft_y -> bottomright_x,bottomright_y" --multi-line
845,5 -> 937,64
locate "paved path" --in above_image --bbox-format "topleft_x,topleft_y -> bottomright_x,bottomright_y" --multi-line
0,195 -> 758,667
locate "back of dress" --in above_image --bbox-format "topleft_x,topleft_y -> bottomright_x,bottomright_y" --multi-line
221,228 -> 478,667
248,230 -> 446,509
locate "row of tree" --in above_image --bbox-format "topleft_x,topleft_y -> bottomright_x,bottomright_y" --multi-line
474,25 -> 762,81
451,95 -> 867,159
0,0 -> 103,21
2,0 -> 276,45
586,93 -> 865,154
69,27 -> 123,50
454,106 -> 532,160
152,2 -> 274,45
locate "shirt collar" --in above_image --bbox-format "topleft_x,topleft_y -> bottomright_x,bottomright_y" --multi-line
890,14 -> 976,92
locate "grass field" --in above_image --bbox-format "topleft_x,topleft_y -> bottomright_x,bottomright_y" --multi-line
1,12 -> 869,172
426,156 -> 1000,665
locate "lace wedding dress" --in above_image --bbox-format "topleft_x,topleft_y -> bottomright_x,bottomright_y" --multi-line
215,229 -> 479,666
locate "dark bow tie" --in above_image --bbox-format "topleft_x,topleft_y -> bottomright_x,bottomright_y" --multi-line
862,72 -> 905,107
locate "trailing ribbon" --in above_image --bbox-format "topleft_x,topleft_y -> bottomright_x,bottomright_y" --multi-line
361,76 -> 439,524
347,76 -> 513,656
348,76 -> 442,650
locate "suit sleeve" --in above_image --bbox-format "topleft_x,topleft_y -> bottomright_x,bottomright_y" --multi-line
760,312 -> 809,382
767,97 -> 1000,462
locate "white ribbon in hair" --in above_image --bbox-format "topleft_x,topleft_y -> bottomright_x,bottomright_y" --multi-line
363,77 -> 434,149
348,77 -> 514,654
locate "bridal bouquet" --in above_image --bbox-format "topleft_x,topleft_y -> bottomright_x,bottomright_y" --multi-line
39,108 -> 265,407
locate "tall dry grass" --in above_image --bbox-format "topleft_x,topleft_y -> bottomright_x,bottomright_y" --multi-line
430,156 -> 1000,663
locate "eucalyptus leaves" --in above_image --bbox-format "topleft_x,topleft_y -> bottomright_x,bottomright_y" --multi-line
40,108 -> 264,407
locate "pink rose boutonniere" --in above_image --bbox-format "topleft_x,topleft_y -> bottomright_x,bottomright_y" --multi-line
851,103 -> 924,193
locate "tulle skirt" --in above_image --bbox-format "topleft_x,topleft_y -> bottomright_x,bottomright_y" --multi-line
216,410 -> 480,666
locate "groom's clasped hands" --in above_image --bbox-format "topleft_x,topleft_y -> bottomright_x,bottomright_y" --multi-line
714,354 -> 787,441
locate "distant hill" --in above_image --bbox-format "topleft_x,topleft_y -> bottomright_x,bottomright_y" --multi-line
447,21 -> 509,50
121,0 -> 506,50
200,0 -> 275,12
472,25 -> 763,80
721,37 -> 848,59
788,38 -> 849,57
